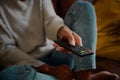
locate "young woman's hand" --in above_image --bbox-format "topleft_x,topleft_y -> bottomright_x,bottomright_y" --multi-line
54,26 -> 83,52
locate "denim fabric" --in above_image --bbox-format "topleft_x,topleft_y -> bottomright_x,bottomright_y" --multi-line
0,1 -> 97,80
40,49 -> 75,70
64,1 -> 97,71
0,65 -> 57,80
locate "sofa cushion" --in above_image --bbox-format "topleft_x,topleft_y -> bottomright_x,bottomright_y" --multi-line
94,0 -> 120,61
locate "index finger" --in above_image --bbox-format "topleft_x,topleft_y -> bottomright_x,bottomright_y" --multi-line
72,32 -> 83,46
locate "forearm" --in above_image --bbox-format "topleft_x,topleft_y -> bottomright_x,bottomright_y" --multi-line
43,0 -> 65,40
0,44 -> 45,68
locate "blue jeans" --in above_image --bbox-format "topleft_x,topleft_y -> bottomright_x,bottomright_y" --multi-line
64,0 -> 97,71
0,1 -> 97,80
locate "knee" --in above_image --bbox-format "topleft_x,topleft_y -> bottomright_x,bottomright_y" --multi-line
72,1 -> 95,13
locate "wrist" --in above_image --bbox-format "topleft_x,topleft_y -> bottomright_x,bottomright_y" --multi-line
57,26 -> 69,39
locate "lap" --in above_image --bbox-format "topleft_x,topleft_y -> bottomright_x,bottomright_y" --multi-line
41,49 -> 96,72
40,49 -> 75,70
0,65 -> 57,80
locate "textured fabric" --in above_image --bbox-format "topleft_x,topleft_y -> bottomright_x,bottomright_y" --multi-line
0,49 -> 74,80
40,49 -> 75,70
0,65 -> 57,80
0,0 -> 64,68
64,0 -> 97,71
94,0 -> 120,61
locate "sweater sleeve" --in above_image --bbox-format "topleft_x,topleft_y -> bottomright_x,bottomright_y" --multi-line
0,18 -> 45,68
42,0 -> 65,40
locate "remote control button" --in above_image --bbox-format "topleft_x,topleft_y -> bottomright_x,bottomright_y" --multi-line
80,50 -> 85,53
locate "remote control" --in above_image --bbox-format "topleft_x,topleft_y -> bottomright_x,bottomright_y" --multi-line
54,39 -> 93,57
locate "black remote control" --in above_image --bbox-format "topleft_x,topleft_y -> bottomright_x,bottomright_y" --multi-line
54,39 -> 93,57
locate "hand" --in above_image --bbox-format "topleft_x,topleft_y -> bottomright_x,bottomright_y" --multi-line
35,64 -> 73,80
54,26 -> 83,52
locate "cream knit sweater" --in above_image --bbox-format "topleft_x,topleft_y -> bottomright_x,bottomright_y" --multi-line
0,0 -> 64,67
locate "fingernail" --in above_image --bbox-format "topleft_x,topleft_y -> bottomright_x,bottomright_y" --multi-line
70,41 -> 75,46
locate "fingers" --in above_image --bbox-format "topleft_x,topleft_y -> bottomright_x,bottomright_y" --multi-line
64,31 -> 82,46
57,26 -> 83,47
53,43 -> 72,53
53,43 -> 64,51
72,32 -> 83,46
58,27 -> 75,46
67,33 -> 75,46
